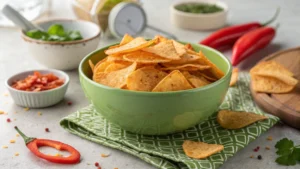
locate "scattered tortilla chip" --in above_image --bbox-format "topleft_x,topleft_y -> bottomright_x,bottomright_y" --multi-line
197,51 -> 224,79
89,60 -> 95,72
250,61 -> 294,77
127,67 -> 167,91
182,140 -> 224,159
105,37 -> 156,55
120,34 -> 134,45
172,40 -> 186,56
93,62 -> 137,88
105,63 -> 129,73
217,110 -> 268,129
143,40 -> 180,60
161,63 -> 210,71
230,68 -> 239,86
124,51 -> 171,63
251,74 -> 295,93
152,70 -> 193,92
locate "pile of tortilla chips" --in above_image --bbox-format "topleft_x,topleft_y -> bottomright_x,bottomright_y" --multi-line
250,61 -> 298,93
89,34 -> 224,92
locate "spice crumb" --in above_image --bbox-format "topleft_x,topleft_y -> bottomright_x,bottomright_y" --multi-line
265,146 -> 270,150
24,107 -> 30,111
45,128 -> 50,132
95,162 -> 99,167
250,155 -> 254,158
0,111 -> 5,115
6,118 -> 11,123
15,152 -> 19,156
67,101 -> 72,106
257,155 -> 262,160
114,168 -> 118,169
13,118 -> 16,121
101,153 -> 110,158
267,136 -> 273,141
4,93 -> 9,96
2,145 -> 8,149
55,153 -> 62,157
87,163 -> 90,165
16,134 -> 19,137
14,112 -> 17,114
38,112 -> 42,116
10,140 -> 15,143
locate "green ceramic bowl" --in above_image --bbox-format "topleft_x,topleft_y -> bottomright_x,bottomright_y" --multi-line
79,43 -> 232,135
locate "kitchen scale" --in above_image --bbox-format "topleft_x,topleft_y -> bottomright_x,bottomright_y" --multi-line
108,2 -> 177,39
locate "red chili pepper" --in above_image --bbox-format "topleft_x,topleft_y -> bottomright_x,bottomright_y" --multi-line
15,126 -> 80,164
200,8 -> 279,50
231,26 -> 276,66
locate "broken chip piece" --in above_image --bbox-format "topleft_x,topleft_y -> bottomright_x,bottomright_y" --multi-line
182,140 -> 224,159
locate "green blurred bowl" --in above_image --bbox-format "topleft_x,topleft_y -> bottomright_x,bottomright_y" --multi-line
79,43 -> 232,135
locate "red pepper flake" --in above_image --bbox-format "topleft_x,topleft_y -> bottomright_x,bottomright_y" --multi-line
67,101 -> 72,106
7,118 -> 11,123
95,162 -> 99,167
253,146 -> 260,152
98,167 -> 101,169
45,128 -> 50,132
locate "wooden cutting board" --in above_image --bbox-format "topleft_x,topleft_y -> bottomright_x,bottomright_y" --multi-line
250,47 -> 300,128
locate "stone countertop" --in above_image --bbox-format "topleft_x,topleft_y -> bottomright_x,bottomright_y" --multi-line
1,0 -> 300,169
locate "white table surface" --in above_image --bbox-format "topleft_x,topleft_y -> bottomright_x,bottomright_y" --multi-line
1,0 -> 300,169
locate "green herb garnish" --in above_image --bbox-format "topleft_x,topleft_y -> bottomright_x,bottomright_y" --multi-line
175,3 -> 223,14
275,138 -> 300,166
26,24 -> 83,42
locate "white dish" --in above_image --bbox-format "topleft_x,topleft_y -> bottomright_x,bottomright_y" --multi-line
5,69 -> 69,108
170,0 -> 228,30
22,19 -> 101,70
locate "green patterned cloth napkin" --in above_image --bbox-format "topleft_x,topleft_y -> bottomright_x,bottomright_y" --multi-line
60,73 -> 279,169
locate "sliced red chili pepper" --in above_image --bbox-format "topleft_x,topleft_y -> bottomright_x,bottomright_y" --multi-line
200,8 -> 279,50
231,26 -> 276,66
15,126 -> 80,164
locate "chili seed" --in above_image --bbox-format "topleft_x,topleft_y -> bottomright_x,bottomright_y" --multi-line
257,155 -> 262,160
95,162 -> 99,167
7,118 -> 11,122
67,101 -> 72,106
45,128 -> 50,132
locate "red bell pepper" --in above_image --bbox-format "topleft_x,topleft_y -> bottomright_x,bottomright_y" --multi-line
200,8 -> 279,50
231,26 -> 276,66
15,126 -> 81,164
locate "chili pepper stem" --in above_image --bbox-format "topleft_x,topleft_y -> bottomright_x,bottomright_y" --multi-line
14,126 -> 36,145
262,7 -> 280,26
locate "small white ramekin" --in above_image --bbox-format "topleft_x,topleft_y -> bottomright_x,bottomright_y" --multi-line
5,69 -> 69,108
170,0 -> 228,30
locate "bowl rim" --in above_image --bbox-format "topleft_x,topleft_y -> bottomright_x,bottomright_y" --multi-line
21,19 -> 101,45
5,69 -> 70,94
79,42 -> 232,95
171,0 -> 228,17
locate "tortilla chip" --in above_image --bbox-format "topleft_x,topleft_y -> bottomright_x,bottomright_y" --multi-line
182,71 -> 210,88
124,51 -> 171,63
190,71 -> 218,82
197,51 -> 224,79
217,110 -> 268,129
105,63 -> 130,73
251,74 -> 295,93
93,62 -> 137,88
155,35 -> 168,43
185,43 -> 194,51
93,61 -> 111,73
106,55 -> 125,62
172,40 -> 186,56
167,53 -> 200,65
253,71 -> 298,86
182,140 -> 224,159
127,67 -> 167,91
230,68 -> 239,87
143,40 -> 180,60
105,37 -> 156,55
120,34 -> 134,45
89,60 -> 95,72
152,70 -> 193,92
161,63 -> 210,71
250,61 -> 294,77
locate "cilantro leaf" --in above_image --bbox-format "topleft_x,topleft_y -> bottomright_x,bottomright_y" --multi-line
26,30 -> 49,40
68,31 -> 83,40
275,138 -> 300,166
47,24 -> 65,36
